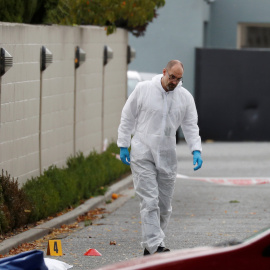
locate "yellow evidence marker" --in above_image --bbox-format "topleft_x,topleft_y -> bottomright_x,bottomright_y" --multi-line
47,240 -> 63,256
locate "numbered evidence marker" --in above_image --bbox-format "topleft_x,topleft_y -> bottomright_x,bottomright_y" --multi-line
47,240 -> 63,256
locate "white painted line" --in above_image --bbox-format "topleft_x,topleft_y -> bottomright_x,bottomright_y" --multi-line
113,154 -> 270,186
176,174 -> 270,186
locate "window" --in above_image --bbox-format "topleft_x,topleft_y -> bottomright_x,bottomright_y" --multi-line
238,23 -> 270,49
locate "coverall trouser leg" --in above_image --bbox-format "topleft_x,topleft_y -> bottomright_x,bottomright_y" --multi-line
131,158 -> 175,254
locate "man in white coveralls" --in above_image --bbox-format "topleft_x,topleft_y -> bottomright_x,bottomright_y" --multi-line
117,60 -> 203,255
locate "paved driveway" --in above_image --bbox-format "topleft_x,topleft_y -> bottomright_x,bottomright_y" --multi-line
51,142 -> 270,269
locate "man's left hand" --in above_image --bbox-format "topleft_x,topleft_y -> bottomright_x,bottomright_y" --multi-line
193,150 -> 203,171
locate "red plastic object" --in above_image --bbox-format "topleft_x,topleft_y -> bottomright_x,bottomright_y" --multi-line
84,249 -> 102,256
97,228 -> 270,270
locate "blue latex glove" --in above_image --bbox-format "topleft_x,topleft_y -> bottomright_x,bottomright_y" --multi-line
193,150 -> 203,171
120,147 -> 130,165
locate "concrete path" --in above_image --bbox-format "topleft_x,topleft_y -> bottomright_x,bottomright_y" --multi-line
1,142 -> 270,270
57,142 -> 270,269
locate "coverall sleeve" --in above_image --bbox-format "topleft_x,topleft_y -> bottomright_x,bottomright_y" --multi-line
181,94 -> 202,153
117,85 -> 140,148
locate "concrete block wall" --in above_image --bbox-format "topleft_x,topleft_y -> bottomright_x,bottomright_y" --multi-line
40,25 -> 74,173
0,22 -> 128,185
103,32 -> 128,147
0,23 -> 41,183
75,26 -> 104,156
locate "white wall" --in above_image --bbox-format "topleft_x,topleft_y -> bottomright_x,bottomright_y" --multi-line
0,22 -> 128,185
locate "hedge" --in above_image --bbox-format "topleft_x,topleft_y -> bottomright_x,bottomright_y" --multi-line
0,143 -> 130,233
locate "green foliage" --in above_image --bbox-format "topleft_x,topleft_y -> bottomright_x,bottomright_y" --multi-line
22,173 -> 61,222
22,142 -> 130,223
22,0 -> 39,23
0,0 -> 165,37
0,0 -> 25,23
0,0 -> 59,24
0,171 -> 32,233
0,142 -> 129,233
31,0 -> 60,24
0,184 -> 8,233
55,0 -> 166,36
229,200 -> 240,203
44,0 -> 72,25
106,142 -> 121,153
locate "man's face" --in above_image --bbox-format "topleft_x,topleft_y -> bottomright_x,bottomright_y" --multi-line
162,64 -> 183,91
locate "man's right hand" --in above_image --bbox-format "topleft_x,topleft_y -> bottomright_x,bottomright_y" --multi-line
120,147 -> 130,165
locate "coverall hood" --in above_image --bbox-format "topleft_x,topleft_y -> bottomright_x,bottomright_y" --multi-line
152,74 -> 183,94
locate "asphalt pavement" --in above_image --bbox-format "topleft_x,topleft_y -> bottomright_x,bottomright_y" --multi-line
1,142 -> 270,269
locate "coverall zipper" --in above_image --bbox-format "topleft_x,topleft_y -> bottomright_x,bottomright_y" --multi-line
156,92 -> 169,169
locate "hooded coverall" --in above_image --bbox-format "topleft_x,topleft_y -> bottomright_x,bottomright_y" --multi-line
117,74 -> 202,254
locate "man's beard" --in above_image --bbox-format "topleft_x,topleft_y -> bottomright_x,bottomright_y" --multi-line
166,83 -> 177,91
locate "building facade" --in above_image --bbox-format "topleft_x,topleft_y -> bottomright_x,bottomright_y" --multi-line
129,0 -> 270,94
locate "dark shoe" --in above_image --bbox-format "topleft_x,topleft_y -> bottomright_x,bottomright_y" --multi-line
143,248 -> 150,256
144,246 -> 170,256
155,246 -> 170,253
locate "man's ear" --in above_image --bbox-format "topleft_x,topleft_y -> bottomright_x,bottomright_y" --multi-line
162,68 -> 166,76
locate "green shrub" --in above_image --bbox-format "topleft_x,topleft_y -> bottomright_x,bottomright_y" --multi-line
0,0 -> 25,23
0,184 -> 9,233
0,0 -> 165,37
0,171 -> 32,233
44,165 -> 77,209
0,142 -> 129,232
0,0 -> 59,24
22,142 -> 130,224
23,173 -> 62,222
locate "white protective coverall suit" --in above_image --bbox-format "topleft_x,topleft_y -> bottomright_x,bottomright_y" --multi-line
117,74 -> 202,254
